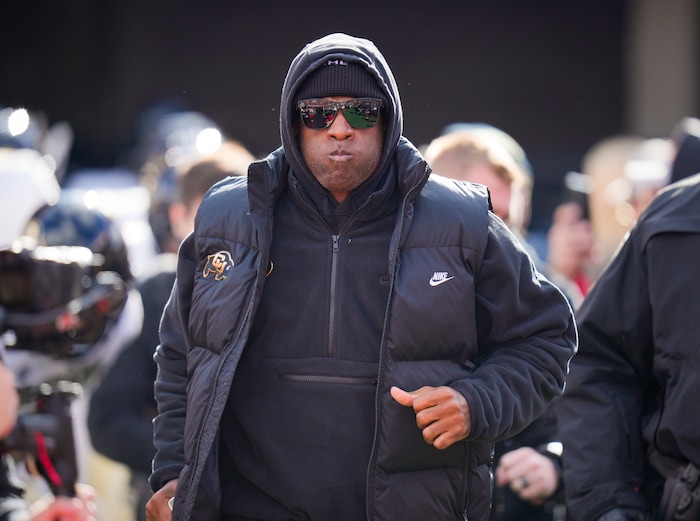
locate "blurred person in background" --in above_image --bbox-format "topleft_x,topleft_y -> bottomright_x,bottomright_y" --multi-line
545,171 -> 596,307
0,362 -> 18,439
668,116 -> 700,184
559,169 -> 700,521
88,140 -> 255,521
550,118 -> 700,296
0,361 -> 97,521
621,137 -> 675,222
125,104 -> 227,256
570,135 -> 645,278
0,105 -> 143,390
556,117 -> 700,520
546,136 -> 671,302
424,123 -> 533,241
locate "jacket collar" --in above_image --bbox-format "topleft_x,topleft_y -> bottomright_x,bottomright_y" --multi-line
247,138 -> 430,225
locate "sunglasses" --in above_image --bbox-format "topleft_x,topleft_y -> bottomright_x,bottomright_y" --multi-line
297,98 -> 383,130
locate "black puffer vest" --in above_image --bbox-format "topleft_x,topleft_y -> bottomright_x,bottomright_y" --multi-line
172,141 -> 495,520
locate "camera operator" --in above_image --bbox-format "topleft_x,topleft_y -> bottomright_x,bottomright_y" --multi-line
0,140 -> 139,520
0,359 -> 96,521
1,132 -> 142,393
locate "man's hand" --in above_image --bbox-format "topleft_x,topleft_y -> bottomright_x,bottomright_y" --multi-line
0,361 -> 19,438
390,386 -> 471,449
547,201 -> 594,280
495,447 -> 559,505
146,479 -> 178,521
29,484 -> 96,521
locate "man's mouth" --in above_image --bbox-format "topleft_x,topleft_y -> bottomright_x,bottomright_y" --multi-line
330,150 -> 352,162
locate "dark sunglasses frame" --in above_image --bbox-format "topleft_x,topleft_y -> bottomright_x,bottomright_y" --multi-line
297,98 -> 383,130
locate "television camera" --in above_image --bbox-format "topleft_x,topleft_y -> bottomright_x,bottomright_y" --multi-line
0,238 -> 127,496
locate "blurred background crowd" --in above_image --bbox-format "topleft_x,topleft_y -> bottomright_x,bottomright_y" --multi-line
1,1 -> 697,239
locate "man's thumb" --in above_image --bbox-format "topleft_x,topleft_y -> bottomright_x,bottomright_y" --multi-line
390,386 -> 414,407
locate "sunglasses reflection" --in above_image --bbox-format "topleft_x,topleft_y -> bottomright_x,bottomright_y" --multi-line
298,98 -> 382,130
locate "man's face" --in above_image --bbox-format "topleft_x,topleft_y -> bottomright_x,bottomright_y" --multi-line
299,96 -> 384,203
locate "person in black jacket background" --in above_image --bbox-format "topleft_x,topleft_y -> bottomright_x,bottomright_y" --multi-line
559,171 -> 700,520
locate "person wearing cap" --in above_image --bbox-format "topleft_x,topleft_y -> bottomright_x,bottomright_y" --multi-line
146,33 -> 576,521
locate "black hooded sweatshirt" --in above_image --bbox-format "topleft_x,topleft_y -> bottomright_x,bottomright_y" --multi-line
218,33 -> 404,521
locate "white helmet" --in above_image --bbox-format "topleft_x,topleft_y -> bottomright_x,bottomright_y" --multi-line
0,147 -> 61,247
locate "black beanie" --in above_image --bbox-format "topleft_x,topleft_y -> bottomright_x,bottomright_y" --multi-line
294,59 -> 384,104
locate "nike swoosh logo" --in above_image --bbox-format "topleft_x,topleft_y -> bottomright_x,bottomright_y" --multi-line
429,276 -> 455,287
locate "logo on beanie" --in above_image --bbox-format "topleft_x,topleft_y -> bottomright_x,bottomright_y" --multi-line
294,59 -> 383,103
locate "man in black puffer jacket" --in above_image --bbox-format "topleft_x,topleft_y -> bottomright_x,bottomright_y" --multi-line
146,33 -> 577,521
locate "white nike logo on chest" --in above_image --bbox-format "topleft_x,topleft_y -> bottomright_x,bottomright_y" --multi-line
429,272 -> 455,286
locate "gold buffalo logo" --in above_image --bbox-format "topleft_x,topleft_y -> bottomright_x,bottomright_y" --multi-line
203,251 -> 233,281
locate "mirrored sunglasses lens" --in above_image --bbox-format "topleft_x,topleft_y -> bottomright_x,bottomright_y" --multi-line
344,102 -> 380,129
321,108 -> 337,128
301,106 -> 336,129
344,110 -> 374,129
299,100 -> 381,129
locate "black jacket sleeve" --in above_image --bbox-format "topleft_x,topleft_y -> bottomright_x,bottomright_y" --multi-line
149,238 -> 197,492
560,176 -> 700,520
88,268 -> 176,474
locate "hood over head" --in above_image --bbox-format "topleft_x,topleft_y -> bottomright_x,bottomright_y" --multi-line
279,33 -> 403,205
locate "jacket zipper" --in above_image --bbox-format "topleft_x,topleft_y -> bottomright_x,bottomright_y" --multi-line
460,442 -> 470,519
365,167 -> 429,521
279,374 -> 376,385
328,234 -> 340,357
180,269 -> 259,520
290,183 -> 370,358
